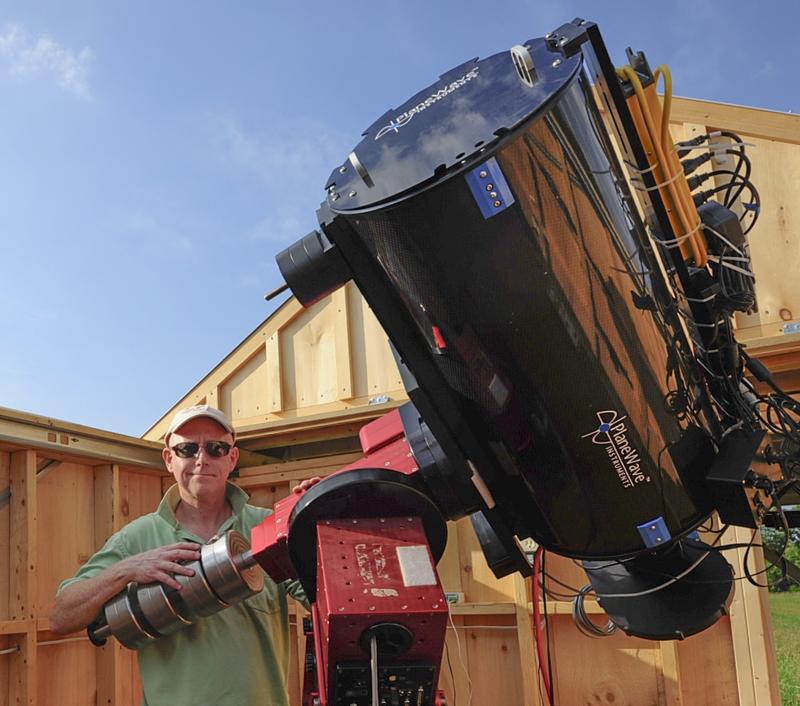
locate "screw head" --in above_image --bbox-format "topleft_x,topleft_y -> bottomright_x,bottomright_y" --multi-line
339,166 -> 347,174
552,59 -> 562,68
348,190 -> 357,198
479,170 -> 488,178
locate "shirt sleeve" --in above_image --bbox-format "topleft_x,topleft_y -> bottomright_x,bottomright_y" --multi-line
56,530 -> 131,595
284,579 -> 311,610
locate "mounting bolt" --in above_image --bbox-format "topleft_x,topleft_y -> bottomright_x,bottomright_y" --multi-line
552,59 -> 562,68
348,190 -> 357,198
339,166 -> 347,174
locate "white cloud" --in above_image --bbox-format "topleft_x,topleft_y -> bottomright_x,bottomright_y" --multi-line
752,61 -> 775,80
211,115 -> 351,193
119,210 -> 195,257
0,290 -> 58,324
246,212 -> 307,244
0,22 -> 92,98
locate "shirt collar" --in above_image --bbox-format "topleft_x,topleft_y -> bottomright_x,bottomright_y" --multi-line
156,481 -> 249,529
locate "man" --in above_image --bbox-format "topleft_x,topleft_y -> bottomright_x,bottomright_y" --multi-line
51,404 -> 315,706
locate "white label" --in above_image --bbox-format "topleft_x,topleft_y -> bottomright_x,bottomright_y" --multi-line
396,545 -> 437,587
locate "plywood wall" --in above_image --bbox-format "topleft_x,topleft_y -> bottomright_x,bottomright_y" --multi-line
668,97 -> 800,350
0,443 -> 165,706
144,282 -> 407,444
0,439 -> 782,706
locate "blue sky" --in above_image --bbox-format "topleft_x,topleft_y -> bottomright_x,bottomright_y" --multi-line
1,1 -> 797,436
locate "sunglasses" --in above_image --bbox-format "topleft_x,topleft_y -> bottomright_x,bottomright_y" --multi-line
170,441 -> 232,459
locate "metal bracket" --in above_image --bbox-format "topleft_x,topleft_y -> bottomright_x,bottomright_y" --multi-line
545,17 -> 594,57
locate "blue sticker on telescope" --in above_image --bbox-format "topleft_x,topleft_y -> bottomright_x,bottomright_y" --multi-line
637,516 -> 671,548
465,157 -> 515,219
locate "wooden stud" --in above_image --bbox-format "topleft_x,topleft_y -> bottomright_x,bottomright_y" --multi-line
9,630 -> 36,706
9,449 -> 36,705
333,285 -> 354,401
513,573 -> 542,706
0,451 -> 9,704
1,451 -> 9,621
655,640 -> 683,706
93,464 -> 124,706
723,524 -> 779,706
266,332 -> 283,413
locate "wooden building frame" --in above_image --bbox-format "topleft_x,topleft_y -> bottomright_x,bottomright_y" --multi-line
1,95 -> 798,705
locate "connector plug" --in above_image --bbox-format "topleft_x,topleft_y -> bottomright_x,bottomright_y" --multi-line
682,152 -> 712,175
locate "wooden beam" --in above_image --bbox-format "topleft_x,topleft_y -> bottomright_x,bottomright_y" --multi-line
9,449 -> 36,705
236,452 -> 362,487
0,620 -> 28,635
0,408 -> 162,468
670,96 -> 800,145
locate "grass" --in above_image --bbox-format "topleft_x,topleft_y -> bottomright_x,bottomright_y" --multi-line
770,593 -> 800,706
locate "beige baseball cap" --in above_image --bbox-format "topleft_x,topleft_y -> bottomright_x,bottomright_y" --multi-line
164,405 -> 236,445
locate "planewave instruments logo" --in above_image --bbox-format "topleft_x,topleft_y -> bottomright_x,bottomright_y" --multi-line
581,410 -> 651,490
374,67 -> 480,141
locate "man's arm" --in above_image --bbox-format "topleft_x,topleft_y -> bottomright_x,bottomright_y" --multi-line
50,542 -> 202,635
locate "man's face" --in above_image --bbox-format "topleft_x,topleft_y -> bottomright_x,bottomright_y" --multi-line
162,417 -> 239,501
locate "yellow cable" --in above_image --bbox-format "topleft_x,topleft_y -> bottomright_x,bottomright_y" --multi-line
654,65 -> 672,154
653,63 -> 708,265
617,65 -> 706,266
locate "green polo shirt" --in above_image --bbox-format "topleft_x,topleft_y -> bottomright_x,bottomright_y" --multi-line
59,482 -> 306,706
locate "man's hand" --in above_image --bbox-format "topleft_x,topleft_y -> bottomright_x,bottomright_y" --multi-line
293,476 -> 322,494
115,542 -> 202,590
50,542 -> 202,634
